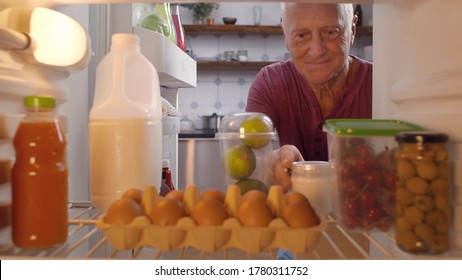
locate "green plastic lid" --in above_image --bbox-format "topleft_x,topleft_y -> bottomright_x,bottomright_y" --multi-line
322,119 -> 425,136
24,96 -> 56,108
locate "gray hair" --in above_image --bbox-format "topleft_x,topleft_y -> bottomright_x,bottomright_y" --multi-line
281,3 -> 355,29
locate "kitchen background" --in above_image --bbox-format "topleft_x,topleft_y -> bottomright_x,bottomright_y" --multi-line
176,2 -> 373,191
177,2 -> 373,130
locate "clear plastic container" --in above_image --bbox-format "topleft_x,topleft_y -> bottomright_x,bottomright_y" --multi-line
395,131 -> 450,254
323,119 -> 424,232
12,96 -> 68,248
215,112 -> 277,193
89,33 -> 162,212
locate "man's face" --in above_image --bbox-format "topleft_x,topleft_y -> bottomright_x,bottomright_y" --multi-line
283,4 -> 355,85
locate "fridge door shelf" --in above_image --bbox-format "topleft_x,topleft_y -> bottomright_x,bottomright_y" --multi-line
133,26 -> 197,89
1,202 -> 462,259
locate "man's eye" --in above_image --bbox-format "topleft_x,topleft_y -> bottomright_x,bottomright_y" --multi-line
323,30 -> 339,39
293,32 -> 309,42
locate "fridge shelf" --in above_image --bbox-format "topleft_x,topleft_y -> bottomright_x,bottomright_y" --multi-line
1,202 -> 461,260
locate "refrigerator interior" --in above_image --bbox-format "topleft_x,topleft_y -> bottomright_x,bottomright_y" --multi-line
1,0 -> 462,259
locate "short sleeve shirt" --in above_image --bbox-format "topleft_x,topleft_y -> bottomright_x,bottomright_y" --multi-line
246,56 -> 373,161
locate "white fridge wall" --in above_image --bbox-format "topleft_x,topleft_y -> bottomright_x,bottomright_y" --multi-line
54,5 -> 91,202
373,1 -> 462,156
374,0 -> 462,252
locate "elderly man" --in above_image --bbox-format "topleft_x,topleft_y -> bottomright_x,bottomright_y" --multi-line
246,3 -> 372,192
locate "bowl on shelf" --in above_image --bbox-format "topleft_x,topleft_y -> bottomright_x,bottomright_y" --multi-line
223,17 -> 237,25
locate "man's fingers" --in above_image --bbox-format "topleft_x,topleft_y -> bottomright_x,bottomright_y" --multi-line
280,145 -> 304,169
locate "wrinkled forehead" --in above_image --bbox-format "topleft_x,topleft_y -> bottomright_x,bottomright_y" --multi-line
281,3 -> 352,28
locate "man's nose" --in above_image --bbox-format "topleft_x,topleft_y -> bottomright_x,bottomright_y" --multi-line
308,34 -> 325,56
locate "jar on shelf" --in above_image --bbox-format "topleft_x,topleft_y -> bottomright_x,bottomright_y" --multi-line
394,131 -> 450,254
237,50 -> 248,62
224,50 -> 235,61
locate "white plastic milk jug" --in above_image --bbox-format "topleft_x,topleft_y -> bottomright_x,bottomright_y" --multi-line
89,33 -> 162,212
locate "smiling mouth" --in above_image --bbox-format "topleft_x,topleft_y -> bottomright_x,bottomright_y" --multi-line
308,59 -> 329,66
306,61 -> 330,69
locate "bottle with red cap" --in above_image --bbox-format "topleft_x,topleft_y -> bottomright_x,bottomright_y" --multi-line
160,159 -> 175,196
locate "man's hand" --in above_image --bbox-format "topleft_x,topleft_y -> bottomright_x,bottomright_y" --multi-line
272,145 -> 304,192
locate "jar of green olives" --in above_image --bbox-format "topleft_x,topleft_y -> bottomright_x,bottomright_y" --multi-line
394,131 -> 450,254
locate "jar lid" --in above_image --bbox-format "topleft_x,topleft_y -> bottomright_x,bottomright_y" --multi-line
162,159 -> 170,168
24,96 -> 55,108
395,131 -> 449,143
291,161 -> 332,175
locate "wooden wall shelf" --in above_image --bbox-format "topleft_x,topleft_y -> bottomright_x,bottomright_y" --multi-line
184,24 -> 373,36
187,25 -> 372,71
197,60 -> 277,71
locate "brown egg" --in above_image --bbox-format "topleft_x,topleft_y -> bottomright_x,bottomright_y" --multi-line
201,188 -> 225,203
150,197 -> 186,226
191,198 -> 229,226
281,201 -> 319,228
104,197 -> 144,224
122,188 -> 143,204
284,191 -> 311,206
242,189 -> 267,203
236,199 -> 274,227
165,190 -> 184,202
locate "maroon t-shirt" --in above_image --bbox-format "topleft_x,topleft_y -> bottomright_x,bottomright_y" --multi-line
246,56 -> 372,161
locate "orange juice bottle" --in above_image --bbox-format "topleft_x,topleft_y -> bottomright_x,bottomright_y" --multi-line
11,96 -> 68,249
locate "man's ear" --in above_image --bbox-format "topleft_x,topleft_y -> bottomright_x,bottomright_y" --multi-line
350,15 -> 358,45
351,14 -> 358,36
282,29 -> 290,51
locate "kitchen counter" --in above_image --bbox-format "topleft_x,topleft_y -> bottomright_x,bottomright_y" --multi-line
179,130 -> 216,139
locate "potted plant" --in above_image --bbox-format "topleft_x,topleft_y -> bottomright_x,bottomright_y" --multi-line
181,3 -> 219,24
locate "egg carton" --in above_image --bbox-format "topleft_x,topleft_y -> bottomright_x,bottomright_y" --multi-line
96,185 -> 327,255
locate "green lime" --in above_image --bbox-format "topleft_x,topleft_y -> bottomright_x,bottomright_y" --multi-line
239,116 -> 272,149
235,178 -> 268,194
222,145 -> 256,180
